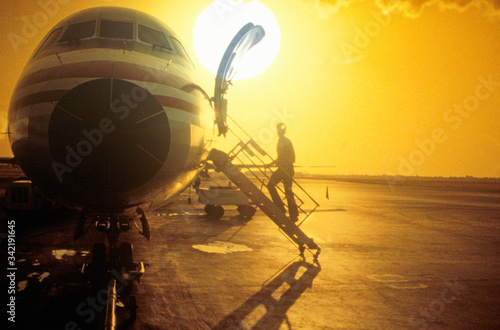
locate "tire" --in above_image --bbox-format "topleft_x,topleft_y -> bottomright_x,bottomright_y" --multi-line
205,204 -> 224,220
89,243 -> 107,285
205,204 -> 215,215
92,243 -> 107,266
213,205 -> 224,220
129,296 -> 137,321
120,242 -> 134,270
237,205 -> 256,218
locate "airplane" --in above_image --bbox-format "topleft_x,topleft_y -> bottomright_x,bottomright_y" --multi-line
7,5 -> 266,324
8,5 -> 264,233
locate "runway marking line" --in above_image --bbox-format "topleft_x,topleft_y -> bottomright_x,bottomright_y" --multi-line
367,274 -> 428,289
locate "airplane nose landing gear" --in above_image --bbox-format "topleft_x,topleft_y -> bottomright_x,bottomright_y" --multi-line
83,241 -> 145,328
77,211 -> 147,328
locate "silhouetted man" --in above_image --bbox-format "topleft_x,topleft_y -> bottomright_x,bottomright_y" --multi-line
267,123 -> 299,222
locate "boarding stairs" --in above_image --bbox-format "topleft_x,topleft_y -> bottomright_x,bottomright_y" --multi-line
208,117 -> 321,262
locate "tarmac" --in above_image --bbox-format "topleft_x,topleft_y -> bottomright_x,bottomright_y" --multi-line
2,175 -> 500,329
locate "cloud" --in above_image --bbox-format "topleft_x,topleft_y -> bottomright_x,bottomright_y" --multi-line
293,0 -> 351,18
375,0 -> 500,17
294,0 -> 500,18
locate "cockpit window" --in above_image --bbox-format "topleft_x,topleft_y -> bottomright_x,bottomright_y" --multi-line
59,21 -> 96,42
100,20 -> 134,39
33,27 -> 63,57
170,37 -> 193,64
138,24 -> 172,50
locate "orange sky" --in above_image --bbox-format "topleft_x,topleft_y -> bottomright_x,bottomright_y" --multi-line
1,0 -> 499,177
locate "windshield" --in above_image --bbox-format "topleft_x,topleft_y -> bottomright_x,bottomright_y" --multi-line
59,20 -> 96,42
100,20 -> 134,39
138,24 -> 172,50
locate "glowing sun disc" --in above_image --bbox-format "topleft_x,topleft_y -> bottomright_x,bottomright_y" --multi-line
193,0 -> 281,80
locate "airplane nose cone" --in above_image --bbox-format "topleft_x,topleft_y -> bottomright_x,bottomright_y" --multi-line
49,78 -> 170,193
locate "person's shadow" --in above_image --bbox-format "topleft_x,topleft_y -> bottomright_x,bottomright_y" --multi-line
214,259 -> 321,329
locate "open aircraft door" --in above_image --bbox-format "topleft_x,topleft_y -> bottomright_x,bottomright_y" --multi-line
212,23 -> 265,136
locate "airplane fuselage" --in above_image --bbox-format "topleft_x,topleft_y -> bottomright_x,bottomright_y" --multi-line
8,7 -> 214,217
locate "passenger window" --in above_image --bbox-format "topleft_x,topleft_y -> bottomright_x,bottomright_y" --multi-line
138,25 -> 172,50
100,20 -> 134,39
59,21 -> 96,42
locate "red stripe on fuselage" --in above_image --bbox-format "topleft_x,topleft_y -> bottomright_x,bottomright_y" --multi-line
12,89 -> 201,116
14,90 -> 67,110
155,95 -> 199,114
16,61 -> 189,92
12,61 -> 201,115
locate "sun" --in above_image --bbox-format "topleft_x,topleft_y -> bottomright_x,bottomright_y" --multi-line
193,0 -> 281,80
